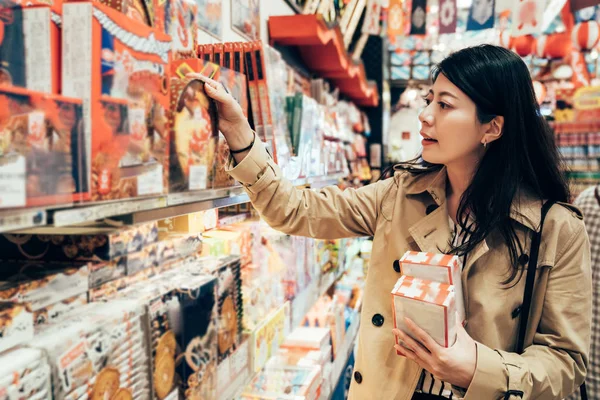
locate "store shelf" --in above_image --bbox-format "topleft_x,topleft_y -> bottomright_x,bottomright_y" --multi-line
269,15 -> 379,106
0,175 -> 346,232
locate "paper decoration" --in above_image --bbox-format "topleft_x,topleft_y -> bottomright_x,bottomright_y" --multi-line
571,50 -> 592,87
439,0 -> 458,33
391,65 -> 411,80
467,0 -> 495,30
572,20 -> 600,49
410,0 -> 427,35
575,5 -> 597,21
511,0 -> 545,35
537,32 -> 571,58
363,0 -> 383,34
387,0 -> 405,40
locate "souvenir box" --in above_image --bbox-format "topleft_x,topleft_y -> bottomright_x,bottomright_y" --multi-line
169,76 -> 218,193
31,300 -> 150,400
0,302 -> 34,353
0,86 -> 88,209
0,0 -> 59,94
0,262 -> 89,312
0,348 -> 51,399
0,221 -> 159,261
391,275 -> 457,349
398,251 -> 465,324
62,2 -> 171,201
158,208 -> 218,234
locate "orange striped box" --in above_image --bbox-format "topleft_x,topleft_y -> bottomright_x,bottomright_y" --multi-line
399,251 -> 465,324
391,276 -> 457,351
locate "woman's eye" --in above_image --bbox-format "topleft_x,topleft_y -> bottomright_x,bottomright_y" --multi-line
423,97 -> 431,106
438,102 -> 449,109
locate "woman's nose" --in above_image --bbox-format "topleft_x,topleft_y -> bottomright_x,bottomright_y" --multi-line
419,106 -> 434,126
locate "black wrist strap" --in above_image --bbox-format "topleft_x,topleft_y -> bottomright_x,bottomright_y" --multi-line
229,133 -> 255,154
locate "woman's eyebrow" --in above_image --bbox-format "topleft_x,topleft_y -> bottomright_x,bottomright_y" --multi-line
429,89 -> 458,99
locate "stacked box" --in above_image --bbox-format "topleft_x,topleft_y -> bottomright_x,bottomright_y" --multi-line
391,275 -> 457,349
0,348 -> 51,399
62,1 -> 171,201
0,222 -> 159,261
0,87 -> 88,209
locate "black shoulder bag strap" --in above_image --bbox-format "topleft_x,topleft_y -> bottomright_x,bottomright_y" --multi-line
516,200 -> 587,400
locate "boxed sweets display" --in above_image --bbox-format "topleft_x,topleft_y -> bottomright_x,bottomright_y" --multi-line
158,208 -> 219,235
62,1 -> 171,201
169,76 -> 218,193
116,266 -> 219,400
33,293 -> 88,326
0,302 -> 34,353
0,347 -> 51,399
240,365 -> 323,400
398,251 -> 466,324
0,221 -> 158,261
0,87 -> 88,209
391,275 -> 458,349
0,0 -> 59,94
30,300 -> 150,400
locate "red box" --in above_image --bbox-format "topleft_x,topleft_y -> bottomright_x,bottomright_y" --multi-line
62,1 -> 171,201
0,0 -> 60,94
0,86 -> 89,208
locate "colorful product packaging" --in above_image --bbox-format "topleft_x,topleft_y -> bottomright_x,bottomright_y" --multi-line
0,221 -> 159,261
158,209 -> 219,234
32,292 -> 88,326
62,2 -> 171,201
0,87 -> 88,209
0,348 -> 51,399
398,251 -> 466,324
0,302 -> 34,353
391,275 -> 457,349
169,0 -> 197,58
169,76 -> 219,193
240,365 -> 322,400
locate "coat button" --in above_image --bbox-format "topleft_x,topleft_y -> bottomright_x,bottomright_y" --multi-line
426,204 -> 439,215
354,371 -> 363,384
372,314 -> 384,327
519,254 -> 529,265
393,260 -> 401,273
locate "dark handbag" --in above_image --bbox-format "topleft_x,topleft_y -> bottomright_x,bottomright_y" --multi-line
516,200 -> 587,400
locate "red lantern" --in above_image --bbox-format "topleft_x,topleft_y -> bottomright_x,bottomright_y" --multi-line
512,35 -> 536,57
537,32 -> 571,59
572,21 -> 600,51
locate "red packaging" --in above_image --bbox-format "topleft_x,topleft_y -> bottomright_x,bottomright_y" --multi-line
0,86 -> 89,208
95,0 -> 152,26
0,0 -> 60,94
169,0 -> 197,58
62,1 -> 171,201
213,43 -> 224,66
223,42 -> 233,69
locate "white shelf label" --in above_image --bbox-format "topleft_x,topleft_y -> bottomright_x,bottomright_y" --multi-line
0,155 -> 26,208
189,165 -> 208,190
137,165 -> 163,196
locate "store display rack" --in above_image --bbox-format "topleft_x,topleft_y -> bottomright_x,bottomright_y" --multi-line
0,173 -> 346,233
268,15 -> 379,107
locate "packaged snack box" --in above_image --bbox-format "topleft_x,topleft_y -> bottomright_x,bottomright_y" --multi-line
158,208 -> 219,234
0,302 -> 34,353
0,347 -> 51,399
0,87 -> 88,209
169,76 -> 218,193
62,1 -> 171,201
32,292 -> 87,326
241,365 -> 322,400
391,275 -> 457,349
0,221 -> 159,261
0,0 -> 59,93
398,251 -> 466,324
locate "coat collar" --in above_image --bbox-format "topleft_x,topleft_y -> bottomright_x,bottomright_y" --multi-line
400,166 -> 544,232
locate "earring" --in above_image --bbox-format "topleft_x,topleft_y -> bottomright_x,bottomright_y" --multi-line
483,141 -> 487,148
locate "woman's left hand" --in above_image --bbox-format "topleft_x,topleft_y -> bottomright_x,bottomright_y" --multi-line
393,316 -> 477,389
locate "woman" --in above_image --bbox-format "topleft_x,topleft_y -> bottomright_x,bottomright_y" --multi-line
191,45 -> 591,399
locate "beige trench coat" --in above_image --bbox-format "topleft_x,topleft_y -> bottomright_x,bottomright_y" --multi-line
227,138 -> 592,400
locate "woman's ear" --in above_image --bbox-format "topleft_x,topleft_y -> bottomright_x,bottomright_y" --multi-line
482,116 -> 504,145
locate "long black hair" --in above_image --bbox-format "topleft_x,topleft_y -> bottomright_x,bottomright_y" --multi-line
388,44 -> 570,284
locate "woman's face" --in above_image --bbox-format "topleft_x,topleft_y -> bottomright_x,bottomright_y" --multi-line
418,74 -> 485,167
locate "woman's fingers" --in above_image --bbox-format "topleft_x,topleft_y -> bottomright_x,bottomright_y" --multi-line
185,73 -> 229,103
404,318 -> 439,354
392,329 -> 431,360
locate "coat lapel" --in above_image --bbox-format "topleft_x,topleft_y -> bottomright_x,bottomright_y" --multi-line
407,203 -> 452,254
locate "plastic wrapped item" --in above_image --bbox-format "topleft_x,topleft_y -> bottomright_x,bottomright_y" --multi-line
62,2 -> 171,201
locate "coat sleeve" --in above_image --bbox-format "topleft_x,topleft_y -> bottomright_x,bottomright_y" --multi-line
226,137 -> 395,239
463,222 -> 592,400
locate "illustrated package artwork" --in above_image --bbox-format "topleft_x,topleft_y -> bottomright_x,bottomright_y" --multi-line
62,2 -> 171,201
0,86 -> 89,208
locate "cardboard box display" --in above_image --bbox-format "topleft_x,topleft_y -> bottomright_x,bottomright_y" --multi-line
0,263 -> 89,311
391,275 -> 457,349
158,208 -> 218,234
0,221 -> 159,261
62,2 -> 171,201
399,251 -> 466,324
0,0 -> 59,94
0,87 -> 88,209
0,348 -> 51,399
0,302 -> 34,353
168,76 -> 219,193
